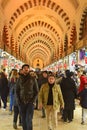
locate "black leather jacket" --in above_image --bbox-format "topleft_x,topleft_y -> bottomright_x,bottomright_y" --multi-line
16,73 -> 38,104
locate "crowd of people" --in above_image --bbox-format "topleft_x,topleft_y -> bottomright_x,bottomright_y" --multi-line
0,64 -> 87,130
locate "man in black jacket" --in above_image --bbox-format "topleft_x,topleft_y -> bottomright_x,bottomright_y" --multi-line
16,64 -> 38,130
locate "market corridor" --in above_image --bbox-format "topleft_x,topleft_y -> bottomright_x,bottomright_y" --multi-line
0,102 -> 87,130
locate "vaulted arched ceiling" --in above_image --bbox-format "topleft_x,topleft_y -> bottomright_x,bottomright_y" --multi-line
0,0 -> 87,69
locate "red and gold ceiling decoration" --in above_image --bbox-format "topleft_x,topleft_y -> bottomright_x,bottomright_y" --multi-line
0,0 -> 87,69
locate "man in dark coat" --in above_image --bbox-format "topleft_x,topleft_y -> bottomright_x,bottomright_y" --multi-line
16,64 -> 38,130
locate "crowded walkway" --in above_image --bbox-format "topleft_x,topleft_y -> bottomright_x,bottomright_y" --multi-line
0,101 -> 87,130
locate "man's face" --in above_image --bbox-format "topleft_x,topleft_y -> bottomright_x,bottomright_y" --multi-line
22,66 -> 29,75
48,76 -> 55,84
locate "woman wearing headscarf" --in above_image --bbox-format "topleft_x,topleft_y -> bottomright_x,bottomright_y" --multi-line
60,70 -> 77,122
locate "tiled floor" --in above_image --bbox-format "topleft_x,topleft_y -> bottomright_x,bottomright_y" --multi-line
0,102 -> 87,130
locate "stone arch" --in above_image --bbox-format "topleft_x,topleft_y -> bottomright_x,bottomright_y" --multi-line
79,7 -> 87,40
9,0 -> 70,30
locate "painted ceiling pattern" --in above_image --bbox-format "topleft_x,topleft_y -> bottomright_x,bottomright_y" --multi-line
0,0 -> 87,68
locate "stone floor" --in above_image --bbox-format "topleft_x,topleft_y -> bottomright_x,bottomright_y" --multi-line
0,101 -> 87,130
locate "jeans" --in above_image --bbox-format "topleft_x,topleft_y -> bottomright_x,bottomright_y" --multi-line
1,95 -> 7,108
9,90 -> 14,111
19,102 -> 34,130
13,106 -> 21,124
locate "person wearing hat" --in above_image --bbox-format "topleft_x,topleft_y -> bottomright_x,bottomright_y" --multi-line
78,81 -> 87,125
16,64 -> 38,130
38,73 -> 64,130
